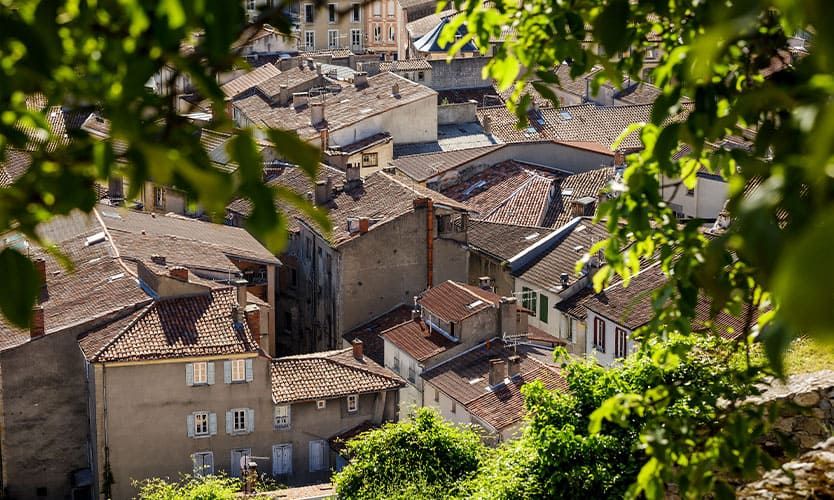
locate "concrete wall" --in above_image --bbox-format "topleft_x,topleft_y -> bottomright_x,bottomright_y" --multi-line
324,138 -> 394,177
468,252 -> 514,297
328,93 -> 437,146
432,237 -> 469,288
422,380 -> 473,427
428,57 -> 491,91
438,101 -> 478,125
0,328 -> 93,500
662,174 -> 728,220
515,277 -> 559,338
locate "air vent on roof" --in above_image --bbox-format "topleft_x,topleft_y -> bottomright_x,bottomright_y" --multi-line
561,189 -> 574,196
559,111 -> 572,120
469,377 -> 483,385
575,224 -> 586,232
467,300 -> 484,309
573,245 -> 584,252
100,210 -> 122,220
524,232 -> 540,241
106,273 -> 125,283
85,232 -> 106,246
359,108 -> 373,113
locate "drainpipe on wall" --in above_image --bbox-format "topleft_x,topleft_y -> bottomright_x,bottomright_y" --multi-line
426,199 -> 434,288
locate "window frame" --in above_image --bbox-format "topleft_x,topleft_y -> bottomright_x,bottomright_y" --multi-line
231,359 -> 246,382
521,287 -> 537,315
539,293 -> 549,324
153,185 -> 165,209
352,3 -> 361,22
350,28 -> 362,49
304,31 -> 315,50
304,3 -> 314,23
614,327 -> 628,359
193,411 -> 210,437
362,152 -> 379,168
232,408 -> 249,433
347,394 -> 359,412
328,3 -> 336,23
388,25 -> 396,42
192,451 -> 214,477
593,317 -> 606,353
274,405 -> 291,429
328,29 -> 339,49
373,0 -> 381,17
193,361 -> 208,385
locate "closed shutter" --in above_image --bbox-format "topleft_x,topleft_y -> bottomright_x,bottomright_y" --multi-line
245,359 -> 254,382
203,452 -> 214,475
187,414 -> 195,437
186,363 -> 194,386
209,413 -> 217,435
309,440 -> 324,471
207,362 -> 215,385
226,411 -> 233,434
224,361 -> 232,384
247,408 -> 255,433
540,294 -> 549,323
601,320 -> 606,352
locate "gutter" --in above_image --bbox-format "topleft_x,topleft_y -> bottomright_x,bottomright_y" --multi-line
507,217 -> 583,273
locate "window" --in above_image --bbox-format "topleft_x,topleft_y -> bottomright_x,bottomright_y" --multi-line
361,152 -> 378,168
392,355 -> 399,372
686,187 -> 695,196
373,25 -> 381,42
567,317 -> 574,342
316,400 -> 327,409
225,359 -> 253,383
193,362 -> 207,384
347,394 -> 358,412
195,412 -> 209,436
593,317 -> 606,352
274,405 -> 291,429
186,361 -> 214,386
153,186 -> 165,209
451,400 -> 457,413
328,29 -> 339,48
351,29 -> 362,49
304,3 -> 314,23
192,452 -> 214,477
309,440 -> 327,471
304,31 -> 315,50
247,0 -> 255,10
521,287 -> 537,315
290,267 -> 298,287
228,408 -> 252,434
352,3 -> 360,22
539,294 -> 549,324
188,412 -> 216,438
434,388 -> 439,403
328,3 -> 336,22
407,365 -> 415,383
615,328 -> 628,359
373,0 -> 381,17
388,25 -> 396,42
387,0 -> 395,16
417,71 -> 425,81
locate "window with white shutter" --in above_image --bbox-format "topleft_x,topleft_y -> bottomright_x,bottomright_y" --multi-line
274,405 -> 291,429
347,394 -> 358,412
273,444 -> 292,475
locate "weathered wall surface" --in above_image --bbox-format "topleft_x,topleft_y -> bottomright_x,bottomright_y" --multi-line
738,436 -> 834,498
438,101 -> 478,125
429,58 -> 491,91
753,370 -> 834,453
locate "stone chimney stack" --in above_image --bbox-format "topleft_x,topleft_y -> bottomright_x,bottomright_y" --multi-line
507,355 -> 521,378
314,178 -> 333,205
345,164 -> 362,190
482,115 -> 492,135
234,278 -> 248,323
354,71 -> 368,88
293,92 -> 308,109
499,297 -> 519,337
489,358 -> 507,386
391,82 -> 400,96
244,305 -> 261,338
34,258 -> 46,287
352,339 -> 364,360
30,305 -> 45,339
278,84 -> 290,106
307,58 -> 315,70
169,266 -> 189,282
311,101 -> 325,126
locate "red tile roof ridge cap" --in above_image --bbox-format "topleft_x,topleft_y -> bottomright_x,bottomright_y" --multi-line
379,318 -> 423,337
478,175 -> 539,221
603,259 -> 663,292
272,348 -> 352,361
92,207 -> 140,280
90,303 -> 154,362
447,280 -> 495,303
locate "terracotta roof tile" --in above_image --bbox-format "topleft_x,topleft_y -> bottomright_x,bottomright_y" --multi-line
343,305 -> 414,365
0,149 -> 32,187
380,59 -> 432,72
583,262 -> 665,330
381,319 -> 458,362
221,64 -> 281,98
270,348 -> 404,404
81,288 -> 260,362
392,144 -> 504,183
418,281 -> 500,323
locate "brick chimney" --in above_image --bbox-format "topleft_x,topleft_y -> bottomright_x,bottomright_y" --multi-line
244,305 -> 261,338
507,355 -> 521,378
352,339 -> 364,360
358,217 -> 369,234
391,82 -> 400,96
489,358 -> 507,386
278,84 -> 290,106
30,305 -> 45,339
315,178 -> 333,205
34,258 -> 46,287
234,278 -> 248,323
169,266 -> 189,281
345,164 -> 362,190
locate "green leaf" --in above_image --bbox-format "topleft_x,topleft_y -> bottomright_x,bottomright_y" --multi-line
592,0 -> 630,55
0,248 -> 40,328
265,129 -> 320,180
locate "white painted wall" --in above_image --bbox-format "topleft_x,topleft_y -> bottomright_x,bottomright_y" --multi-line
584,309 -> 636,367
422,381 -> 473,427
662,174 -> 728,220
329,94 -> 437,146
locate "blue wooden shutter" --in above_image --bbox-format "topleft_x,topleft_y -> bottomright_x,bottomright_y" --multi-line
209,413 -> 217,435
245,359 -> 254,382
207,362 -> 215,385
185,363 -> 194,386
224,361 -> 232,384
187,414 -> 195,437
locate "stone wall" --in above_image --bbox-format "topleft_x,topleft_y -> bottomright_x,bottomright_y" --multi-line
429,57 -> 490,91
753,370 -> 834,453
438,101 -> 478,125
737,436 -> 834,498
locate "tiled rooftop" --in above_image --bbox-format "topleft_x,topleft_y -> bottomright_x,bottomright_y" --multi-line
79,288 -> 260,362
406,9 -> 458,39
421,341 -> 567,431
343,305 -> 414,365
391,144 -> 503,182
221,63 -> 281,98
233,72 -> 436,141
582,262 -> 665,330
270,348 -> 405,404
0,149 -> 31,187
418,281 -> 501,323
256,66 -> 322,97
467,220 -> 555,262
380,59 -> 432,72
442,161 -> 614,228
514,219 -> 611,289
381,319 -> 458,362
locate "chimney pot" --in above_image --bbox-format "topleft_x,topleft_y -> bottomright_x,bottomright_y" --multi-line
315,180 -> 331,205
311,101 -> 325,126
560,273 -> 570,287
352,339 -> 364,360
489,358 -> 507,386
358,217 -> 370,234
411,308 -> 421,321
169,266 -> 189,281
345,164 -> 362,189
478,276 -> 493,291
151,254 -> 167,266
354,71 -> 368,88
30,305 -> 45,339
482,115 -> 492,135
391,82 -> 399,95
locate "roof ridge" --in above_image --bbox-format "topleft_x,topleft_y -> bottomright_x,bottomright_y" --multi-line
479,175 -> 537,220
604,259 -> 663,291
324,356 -> 403,383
